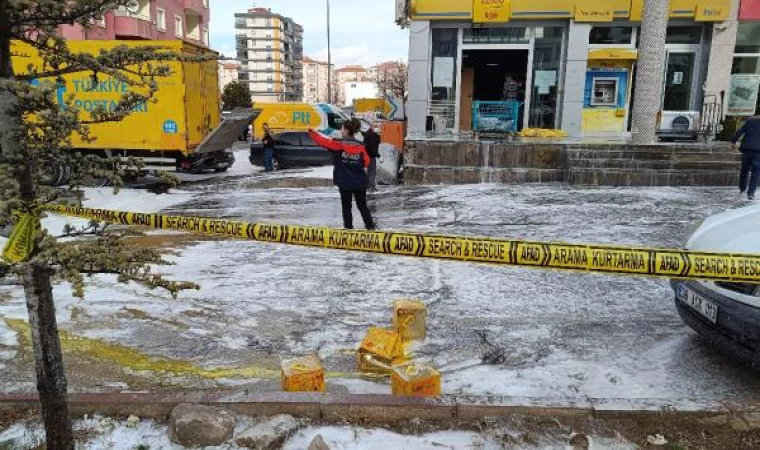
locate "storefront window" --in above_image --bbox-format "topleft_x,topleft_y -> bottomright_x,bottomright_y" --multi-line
589,27 -> 633,45
431,28 -> 458,102
530,27 -> 564,129
736,23 -> 760,54
463,28 -> 529,45
730,23 -> 760,116
665,26 -> 703,45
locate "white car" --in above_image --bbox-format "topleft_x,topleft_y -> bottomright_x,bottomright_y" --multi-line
672,204 -> 760,368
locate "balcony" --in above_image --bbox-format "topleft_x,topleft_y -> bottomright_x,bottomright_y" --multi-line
113,15 -> 156,40
184,0 -> 207,15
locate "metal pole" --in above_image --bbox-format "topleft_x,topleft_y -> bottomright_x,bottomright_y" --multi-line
326,0 -> 332,104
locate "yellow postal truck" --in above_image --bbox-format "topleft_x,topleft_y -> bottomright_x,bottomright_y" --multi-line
12,40 -> 251,183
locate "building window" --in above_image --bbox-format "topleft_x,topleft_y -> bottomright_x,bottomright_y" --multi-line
736,23 -> 760,55
203,0 -> 208,7
238,72 -> 249,81
589,27 -> 634,45
236,17 -> 246,27
96,16 -> 106,28
156,8 -> 166,31
463,27 -> 529,45
175,16 -> 183,38
203,28 -> 209,46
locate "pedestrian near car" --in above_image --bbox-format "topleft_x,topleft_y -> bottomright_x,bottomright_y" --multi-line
309,119 -> 376,230
732,115 -> 760,200
363,126 -> 381,191
262,123 -> 276,172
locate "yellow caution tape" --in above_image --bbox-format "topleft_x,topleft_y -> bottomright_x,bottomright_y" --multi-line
2,210 -> 41,264
40,204 -> 760,283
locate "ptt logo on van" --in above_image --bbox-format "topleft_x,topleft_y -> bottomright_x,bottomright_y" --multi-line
293,111 -> 312,125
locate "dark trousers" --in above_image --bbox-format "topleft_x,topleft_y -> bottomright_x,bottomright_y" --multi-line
740,152 -> 760,197
367,157 -> 377,189
340,189 -> 374,229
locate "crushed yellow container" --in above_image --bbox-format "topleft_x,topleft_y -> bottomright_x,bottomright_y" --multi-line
281,355 -> 325,392
393,299 -> 427,341
391,361 -> 441,397
357,327 -> 404,374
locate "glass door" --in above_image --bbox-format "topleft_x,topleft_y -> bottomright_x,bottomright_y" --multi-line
663,52 -> 696,111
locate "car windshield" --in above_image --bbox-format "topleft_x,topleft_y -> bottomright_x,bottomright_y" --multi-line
327,112 -> 348,130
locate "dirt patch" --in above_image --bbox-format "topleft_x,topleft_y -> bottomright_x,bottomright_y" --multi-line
243,178 -> 333,189
125,232 -> 220,252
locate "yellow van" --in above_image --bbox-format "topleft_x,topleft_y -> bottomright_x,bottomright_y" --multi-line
252,102 -> 348,140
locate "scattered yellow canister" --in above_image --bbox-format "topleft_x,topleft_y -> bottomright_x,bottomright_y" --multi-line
357,327 -> 404,374
391,361 -> 441,397
393,299 -> 427,341
281,355 -> 325,392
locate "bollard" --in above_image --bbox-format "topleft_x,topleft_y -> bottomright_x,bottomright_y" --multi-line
357,327 -> 405,374
281,355 -> 325,392
391,361 -> 441,397
393,299 -> 427,342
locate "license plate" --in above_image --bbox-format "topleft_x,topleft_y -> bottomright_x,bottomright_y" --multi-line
680,287 -> 718,324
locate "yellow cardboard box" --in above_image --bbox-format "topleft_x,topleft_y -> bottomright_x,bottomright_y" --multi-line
393,299 -> 427,342
357,327 -> 405,374
391,361 -> 441,397
281,355 -> 325,392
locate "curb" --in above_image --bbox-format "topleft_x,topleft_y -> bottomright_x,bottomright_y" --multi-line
2,393 -> 757,422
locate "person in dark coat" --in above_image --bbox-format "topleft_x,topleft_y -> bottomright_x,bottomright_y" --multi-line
262,123 -> 276,172
733,115 -> 760,200
309,119 -> 376,230
363,126 -> 381,191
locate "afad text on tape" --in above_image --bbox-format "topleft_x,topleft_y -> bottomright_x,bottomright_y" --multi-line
41,204 -> 760,283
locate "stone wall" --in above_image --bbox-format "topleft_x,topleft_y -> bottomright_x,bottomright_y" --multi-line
404,139 -> 740,187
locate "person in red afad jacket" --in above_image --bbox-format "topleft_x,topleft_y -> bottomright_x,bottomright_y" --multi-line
309,119 -> 376,230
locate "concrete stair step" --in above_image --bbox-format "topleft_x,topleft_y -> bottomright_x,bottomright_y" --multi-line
566,149 -> 741,162
570,158 -> 741,171
568,168 -> 739,187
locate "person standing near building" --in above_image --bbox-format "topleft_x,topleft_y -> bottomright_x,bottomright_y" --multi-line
732,115 -> 760,201
309,119 -> 376,230
262,123 -> 276,172
363,126 -> 381,191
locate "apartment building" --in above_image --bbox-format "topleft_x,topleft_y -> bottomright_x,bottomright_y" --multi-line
335,65 -> 370,106
58,0 -> 210,48
218,61 -> 241,91
303,57 -> 334,103
235,8 -> 304,102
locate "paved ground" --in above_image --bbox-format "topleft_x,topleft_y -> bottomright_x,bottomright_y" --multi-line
1,152 -> 760,408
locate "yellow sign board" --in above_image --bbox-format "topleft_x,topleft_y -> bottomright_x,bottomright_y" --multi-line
696,2 -> 729,21
473,0 -> 511,23
588,49 -> 639,61
410,0 -> 473,20
575,0 -> 613,22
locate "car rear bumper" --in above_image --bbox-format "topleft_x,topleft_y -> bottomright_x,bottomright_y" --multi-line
671,280 -> 760,368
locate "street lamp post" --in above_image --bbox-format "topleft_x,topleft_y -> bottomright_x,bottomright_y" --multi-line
326,0 -> 332,104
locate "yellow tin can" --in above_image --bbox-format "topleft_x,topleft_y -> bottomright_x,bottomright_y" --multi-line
281,355 -> 325,393
393,299 -> 427,342
357,327 -> 405,374
391,361 -> 441,397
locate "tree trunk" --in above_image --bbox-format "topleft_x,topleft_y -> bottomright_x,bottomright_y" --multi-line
0,1 -> 75,448
22,263 -> 75,450
631,0 -> 671,144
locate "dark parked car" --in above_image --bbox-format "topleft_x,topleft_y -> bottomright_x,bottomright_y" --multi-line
250,131 -> 334,170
